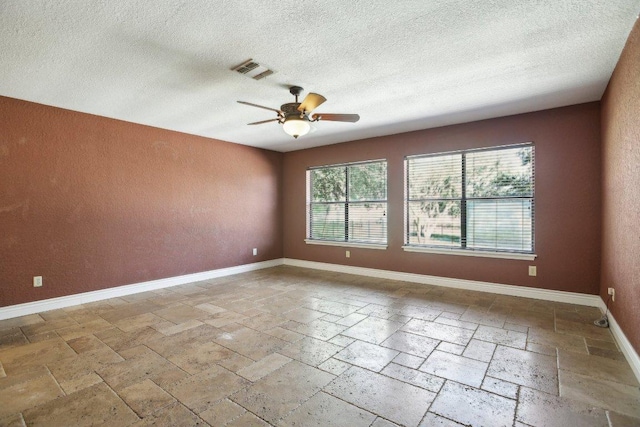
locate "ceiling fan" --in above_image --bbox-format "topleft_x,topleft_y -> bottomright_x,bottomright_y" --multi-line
237,86 -> 360,139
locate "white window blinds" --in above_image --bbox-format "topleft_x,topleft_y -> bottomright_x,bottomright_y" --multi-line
406,144 -> 534,253
308,160 -> 387,244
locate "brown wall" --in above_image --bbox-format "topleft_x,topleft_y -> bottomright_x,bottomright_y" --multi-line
0,96 -> 283,307
283,103 -> 602,294
601,19 -> 640,353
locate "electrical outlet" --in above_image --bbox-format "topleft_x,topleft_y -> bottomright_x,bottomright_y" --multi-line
608,287 -> 615,302
528,266 -> 537,276
33,276 -> 42,287
346,250 -> 350,258
252,248 -> 257,256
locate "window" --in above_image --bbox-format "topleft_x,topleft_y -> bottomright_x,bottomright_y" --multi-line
405,144 -> 534,254
307,160 -> 387,246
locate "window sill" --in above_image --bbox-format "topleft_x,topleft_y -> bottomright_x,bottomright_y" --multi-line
402,246 -> 537,261
305,239 -> 387,250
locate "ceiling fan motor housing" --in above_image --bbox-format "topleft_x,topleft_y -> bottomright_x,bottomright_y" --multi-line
281,102 -> 307,119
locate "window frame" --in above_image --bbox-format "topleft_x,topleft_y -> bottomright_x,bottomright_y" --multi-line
305,159 -> 388,249
403,143 -> 536,260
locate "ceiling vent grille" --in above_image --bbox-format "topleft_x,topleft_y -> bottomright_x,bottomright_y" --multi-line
232,59 -> 275,80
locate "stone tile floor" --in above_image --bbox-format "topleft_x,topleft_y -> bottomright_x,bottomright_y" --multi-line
1,266 -> 639,427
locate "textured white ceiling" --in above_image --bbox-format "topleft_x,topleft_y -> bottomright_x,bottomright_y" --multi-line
1,1 -> 638,152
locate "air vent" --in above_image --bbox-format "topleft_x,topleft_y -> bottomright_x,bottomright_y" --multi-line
232,59 -> 275,80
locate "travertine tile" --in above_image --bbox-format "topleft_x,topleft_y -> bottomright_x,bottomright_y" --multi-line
213,326 -> 289,361
20,317 -> 78,337
58,372 -> 103,394
555,318 -> 615,342
237,353 -> 292,381
0,329 -> 28,351
324,366 -> 435,426
153,304 -> 210,324
279,336 -> 342,366
481,376 -> 518,400
0,338 -> 76,374
146,323 -> 221,358
152,319 -> 203,336
402,319 -> 474,346
527,327 -> 588,353
282,319 -> 347,341
240,313 -> 289,331
473,325 -> 527,349
459,306 -> 507,328
381,330 -> 439,358
503,322 -> 528,333
263,326 -> 304,343
282,307 -> 326,323
129,402 -> 208,426
327,334 -> 356,347
304,300 -> 360,317
198,398 -> 247,426
318,358 -> 352,376
0,412 -> 26,427
371,417 -> 401,427
336,312 -> 368,327
429,381 -> 516,427
608,411 -> 640,427
22,382 -> 138,426
558,349 -> 639,386
437,341 -> 465,355
98,345 -> 188,390
392,352 -> 424,369
517,386 -> 608,427
168,341 -> 236,374
279,391 -> 376,427
487,345 -> 558,394
398,305 -> 442,321
93,326 -> 164,352
0,368 -> 64,417
334,340 -> 399,372
382,362 -> 444,393
0,266 -> 637,426
227,412 -> 272,426
112,312 -> 165,332
99,301 -> 163,323
194,302 -> 227,315
119,378 -> 176,417
420,350 -> 488,388
340,316 -> 403,344
0,314 -> 44,331
168,365 -> 250,413
55,318 -> 113,341
463,339 -> 496,362
217,352 -> 255,372
434,316 -> 479,331
559,370 -> 640,418
231,360 -> 334,424
419,412 -> 465,426
506,309 -> 555,330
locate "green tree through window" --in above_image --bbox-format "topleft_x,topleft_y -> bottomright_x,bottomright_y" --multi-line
406,144 -> 534,252
308,161 -> 387,244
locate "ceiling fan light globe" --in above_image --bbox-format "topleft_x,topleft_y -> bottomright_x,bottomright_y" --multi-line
282,116 -> 310,139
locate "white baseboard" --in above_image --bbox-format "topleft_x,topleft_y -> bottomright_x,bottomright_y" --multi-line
3,256 -> 638,384
597,299 -> 640,384
282,258 -> 639,382
283,258 -> 601,307
0,259 -> 284,321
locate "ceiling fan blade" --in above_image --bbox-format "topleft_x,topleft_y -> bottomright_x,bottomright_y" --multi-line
297,93 -> 327,113
311,113 -> 360,123
247,118 -> 280,125
237,101 -> 282,114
